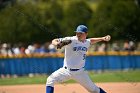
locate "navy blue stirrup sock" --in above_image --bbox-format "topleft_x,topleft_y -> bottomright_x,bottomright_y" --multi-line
99,88 -> 106,93
46,86 -> 54,93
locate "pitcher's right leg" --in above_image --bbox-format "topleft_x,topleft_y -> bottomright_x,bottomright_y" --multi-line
99,88 -> 106,93
46,68 -> 71,93
72,70 -> 106,93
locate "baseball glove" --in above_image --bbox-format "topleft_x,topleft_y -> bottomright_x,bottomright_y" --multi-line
57,40 -> 72,49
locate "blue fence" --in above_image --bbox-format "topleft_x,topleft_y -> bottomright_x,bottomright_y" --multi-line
0,55 -> 140,75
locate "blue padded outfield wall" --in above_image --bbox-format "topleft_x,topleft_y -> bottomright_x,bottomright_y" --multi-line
0,55 -> 140,75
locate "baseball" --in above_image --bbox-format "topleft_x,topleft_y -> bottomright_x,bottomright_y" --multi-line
105,35 -> 111,41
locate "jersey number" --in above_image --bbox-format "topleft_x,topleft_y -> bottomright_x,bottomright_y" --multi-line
83,54 -> 86,60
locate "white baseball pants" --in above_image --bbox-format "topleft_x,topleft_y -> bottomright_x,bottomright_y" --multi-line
46,67 -> 100,93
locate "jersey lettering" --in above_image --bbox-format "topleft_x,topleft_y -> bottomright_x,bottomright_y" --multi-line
73,46 -> 87,52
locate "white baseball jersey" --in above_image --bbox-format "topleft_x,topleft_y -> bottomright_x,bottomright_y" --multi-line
59,36 -> 91,69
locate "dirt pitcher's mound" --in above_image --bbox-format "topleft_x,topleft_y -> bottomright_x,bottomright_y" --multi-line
0,83 -> 140,93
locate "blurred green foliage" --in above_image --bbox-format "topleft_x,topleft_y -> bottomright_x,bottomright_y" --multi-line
91,0 -> 140,41
0,0 -> 140,44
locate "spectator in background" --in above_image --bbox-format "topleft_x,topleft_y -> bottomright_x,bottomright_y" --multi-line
12,43 -> 26,55
25,45 -> 35,54
33,43 -> 45,54
20,46 -> 26,54
112,42 -> 120,51
136,42 -> 140,51
48,43 -> 56,53
12,44 -> 21,55
129,41 -> 136,51
0,43 -> 12,56
43,42 -> 50,53
123,41 -> 130,51
94,45 -> 99,51
98,43 -> 107,52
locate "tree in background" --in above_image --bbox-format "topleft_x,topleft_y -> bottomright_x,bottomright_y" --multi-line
43,1 -> 64,39
0,0 -> 140,44
0,3 -> 42,43
0,0 -> 16,9
0,1 -> 64,43
63,0 -> 93,36
90,0 -> 140,41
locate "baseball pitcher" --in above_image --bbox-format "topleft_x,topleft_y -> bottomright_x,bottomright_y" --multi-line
46,25 -> 111,93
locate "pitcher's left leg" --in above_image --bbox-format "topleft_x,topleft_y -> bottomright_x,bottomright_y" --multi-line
46,86 -> 54,93
72,70 -> 106,93
46,68 -> 71,93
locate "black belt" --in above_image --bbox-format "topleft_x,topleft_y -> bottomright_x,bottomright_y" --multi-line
64,66 -> 80,71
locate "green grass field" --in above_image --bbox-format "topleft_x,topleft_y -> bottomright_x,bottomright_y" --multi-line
0,70 -> 140,85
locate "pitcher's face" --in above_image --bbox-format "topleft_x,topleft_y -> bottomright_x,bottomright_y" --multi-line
76,32 -> 88,41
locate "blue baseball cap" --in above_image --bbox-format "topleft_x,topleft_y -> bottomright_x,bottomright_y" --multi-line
75,25 -> 88,33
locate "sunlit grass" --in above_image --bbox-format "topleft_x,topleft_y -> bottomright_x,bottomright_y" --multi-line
0,70 -> 140,85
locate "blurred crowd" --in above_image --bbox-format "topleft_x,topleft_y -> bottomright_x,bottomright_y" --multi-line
0,41 -> 140,56
89,41 -> 139,52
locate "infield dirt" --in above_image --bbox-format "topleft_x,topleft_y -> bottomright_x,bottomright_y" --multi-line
0,82 -> 140,93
